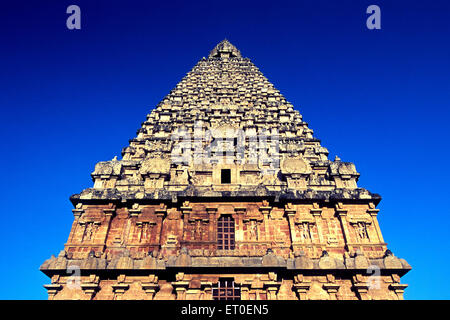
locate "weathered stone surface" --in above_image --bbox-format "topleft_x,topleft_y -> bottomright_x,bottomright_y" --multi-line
140,252 -> 166,270
293,250 -> 313,269
318,251 -> 337,269
153,283 -> 176,300
174,247 -> 192,267
261,249 -> 285,266
41,40 -> 410,300
354,250 -> 370,269
383,250 -> 404,269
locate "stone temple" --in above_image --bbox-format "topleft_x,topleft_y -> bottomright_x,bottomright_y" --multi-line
41,40 -> 411,300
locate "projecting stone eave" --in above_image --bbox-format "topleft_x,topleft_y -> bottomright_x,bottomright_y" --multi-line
40,252 -> 411,277
69,187 -> 381,206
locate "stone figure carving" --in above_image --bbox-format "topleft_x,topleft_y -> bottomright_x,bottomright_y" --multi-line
298,222 -> 311,241
82,222 -> 98,242
356,222 -> 368,240
194,220 -> 202,240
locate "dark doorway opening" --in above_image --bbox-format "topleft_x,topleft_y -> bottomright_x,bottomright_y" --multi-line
221,169 -> 231,184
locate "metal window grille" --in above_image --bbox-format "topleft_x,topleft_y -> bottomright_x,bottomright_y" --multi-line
212,279 -> 240,300
217,216 -> 235,250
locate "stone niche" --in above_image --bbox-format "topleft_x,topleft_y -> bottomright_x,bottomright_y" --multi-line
91,159 -> 122,189
280,156 -> 312,190
329,159 -> 360,189
139,156 -> 170,190
168,166 -> 189,190
239,164 -> 261,186
188,164 -> 213,186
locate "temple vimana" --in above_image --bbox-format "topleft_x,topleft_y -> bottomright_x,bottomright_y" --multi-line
41,40 -> 410,300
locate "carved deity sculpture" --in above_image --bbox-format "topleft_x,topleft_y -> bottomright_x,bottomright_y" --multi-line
194,220 -> 202,240
82,222 -> 97,242
298,222 -> 311,241
356,222 -> 368,240
249,220 -> 259,241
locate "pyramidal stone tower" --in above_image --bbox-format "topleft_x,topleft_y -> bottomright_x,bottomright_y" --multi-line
41,40 -> 411,300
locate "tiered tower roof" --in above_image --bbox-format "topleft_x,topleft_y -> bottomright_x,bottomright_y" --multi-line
41,40 -> 411,301
73,40 -> 379,204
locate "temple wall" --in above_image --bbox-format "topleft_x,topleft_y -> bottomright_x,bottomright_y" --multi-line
45,273 -> 406,300
64,201 -> 387,261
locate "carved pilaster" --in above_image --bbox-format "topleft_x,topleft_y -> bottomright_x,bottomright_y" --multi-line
259,200 -> 272,242
155,203 -> 167,218
172,272 -> 189,300
389,284 -> 408,300
293,274 -> 310,300
238,282 -> 252,300
128,203 -> 141,218
206,207 -> 218,246
141,283 -> 159,299
141,275 -> 159,300
310,203 -> 324,248
367,202 -> 384,243
352,274 -> 370,300
335,202 -> 351,251
80,274 -> 100,300
112,284 -> 129,300
172,282 -> 189,300
264,282 -> 281,300
72,203 -> 84,219
112,275 -> 129,300
155,203 -> 167,246
200,281 -> 213,300
43,284 -> 62,300
180,201 -> 193,216
323,283 -> 340,300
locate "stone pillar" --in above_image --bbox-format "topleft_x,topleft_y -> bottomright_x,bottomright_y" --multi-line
310,203 -> 323,252
81,283 -> 99,300
128,204 -> 141,218
234,207 -> 246,243
141,284 -> 159,300
141,275 -> 159,300
128,203 -> 141,244
112,284 -> 129,300
180,202 -> 192,245
285,203 -> 297,245
293,274 -> 311,300
259,200 -> 272,243
352,274 -> 371,300
367,203 -> 384,243
389,284 -> 408,300
201,281 -> 213,300
102,205 -> 116,250
293,284 -> 310,300
43,284 -> 62,300
264,282 -> 281,300
173,284 -> 189,300
353,283 -> 370,300
155,204 -> 167,246
69,204 -> 84,244
239,283 -> 252,300
335,203 -> 351,251
323,283 -> 340,300
80,275 -> 100,300
111,274 -> 129,300
207,207 -> 218,246
172,273 -> 189,300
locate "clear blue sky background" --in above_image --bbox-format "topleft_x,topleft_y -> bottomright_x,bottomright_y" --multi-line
0,0 -> 449,299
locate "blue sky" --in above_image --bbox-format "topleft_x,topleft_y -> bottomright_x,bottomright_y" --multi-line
0,0 -> 449,299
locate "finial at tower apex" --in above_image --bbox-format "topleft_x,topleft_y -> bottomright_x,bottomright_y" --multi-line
209,39 -> 242,58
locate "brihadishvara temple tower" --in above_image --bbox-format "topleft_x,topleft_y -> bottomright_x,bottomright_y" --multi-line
41,40 -> 411,300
